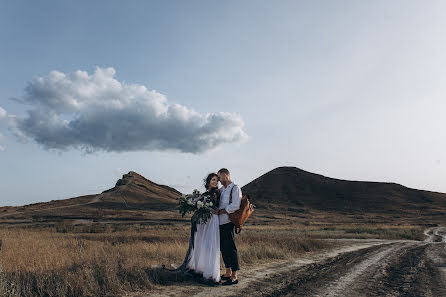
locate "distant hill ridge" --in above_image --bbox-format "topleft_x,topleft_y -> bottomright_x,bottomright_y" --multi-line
2,167 -> 446,222
102,171 -> 181,195
241,166 -> 446,215
95,171 -> 181,210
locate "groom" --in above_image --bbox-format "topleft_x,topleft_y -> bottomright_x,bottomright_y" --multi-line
214,168 -> 242,285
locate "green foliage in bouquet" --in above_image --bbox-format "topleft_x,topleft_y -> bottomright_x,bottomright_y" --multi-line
177,190 -> 200,217
191,194 -> 218,225
177,189 -> 218,224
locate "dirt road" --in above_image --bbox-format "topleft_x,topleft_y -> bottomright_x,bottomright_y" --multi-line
135,228 -> 446,297
424,226 -> 446,243
242,241 -> 446,297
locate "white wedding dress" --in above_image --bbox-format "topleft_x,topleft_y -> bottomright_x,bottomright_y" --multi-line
187,213 -> 221,283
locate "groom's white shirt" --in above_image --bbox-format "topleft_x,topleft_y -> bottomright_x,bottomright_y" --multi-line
218,182 -> 242,225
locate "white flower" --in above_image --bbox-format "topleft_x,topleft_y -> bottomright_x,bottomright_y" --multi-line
208,202 -> 213,207
187,199 -> 193,205
197,204 -> 203,209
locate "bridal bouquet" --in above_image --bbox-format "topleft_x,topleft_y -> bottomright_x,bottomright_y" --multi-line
177,189 -> 218,224
177,189 -> 200,217
191,192 -> 218,225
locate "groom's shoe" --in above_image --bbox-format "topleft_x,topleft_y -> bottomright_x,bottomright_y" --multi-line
222,278 -> 238,285
221,275 -> 231,281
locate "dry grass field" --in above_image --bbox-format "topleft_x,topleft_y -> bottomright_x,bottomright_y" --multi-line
0,221 -> 426,297
0,169 -> 439,296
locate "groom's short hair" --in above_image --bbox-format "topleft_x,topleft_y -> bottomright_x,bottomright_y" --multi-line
218,168 -> 230,175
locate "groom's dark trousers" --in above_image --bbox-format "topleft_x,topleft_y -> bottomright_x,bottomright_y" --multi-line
219,222 -> 240,271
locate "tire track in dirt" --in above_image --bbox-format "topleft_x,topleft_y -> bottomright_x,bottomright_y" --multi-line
229,242 -> 404,297
133,240 -> 402,297
424,227 -> 446,243
126,229 -> 446,297
365,243 -> 446,297
315,242 -> 414,297
232,242 -> 446,297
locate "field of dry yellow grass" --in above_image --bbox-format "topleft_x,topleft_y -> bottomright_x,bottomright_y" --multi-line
0,223 -> 425,297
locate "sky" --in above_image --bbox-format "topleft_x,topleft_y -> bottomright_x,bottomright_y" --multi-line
1,0 -> 446,206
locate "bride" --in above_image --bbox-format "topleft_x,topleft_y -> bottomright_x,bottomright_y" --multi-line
176,173 -> 221,285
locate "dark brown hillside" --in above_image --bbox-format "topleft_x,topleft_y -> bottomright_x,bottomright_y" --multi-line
96,171 -> 181,210
241,166 -> 446,216
0,171 -> 182,224
2,167 -> 446,227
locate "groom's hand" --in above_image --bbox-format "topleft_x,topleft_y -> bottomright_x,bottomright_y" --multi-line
213,209 -> 220,215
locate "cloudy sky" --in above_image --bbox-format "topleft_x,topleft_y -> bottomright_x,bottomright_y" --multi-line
1,1 -> 446,206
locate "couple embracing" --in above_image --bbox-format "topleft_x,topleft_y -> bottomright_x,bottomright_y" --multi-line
177,168 -> 242,286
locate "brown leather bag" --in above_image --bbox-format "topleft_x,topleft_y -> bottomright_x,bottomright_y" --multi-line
228,186 -> 255,234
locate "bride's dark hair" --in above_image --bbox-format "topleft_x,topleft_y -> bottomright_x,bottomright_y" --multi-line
204,173 -> 218,190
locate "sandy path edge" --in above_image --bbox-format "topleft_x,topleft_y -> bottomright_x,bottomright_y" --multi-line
124,239 -> 409,297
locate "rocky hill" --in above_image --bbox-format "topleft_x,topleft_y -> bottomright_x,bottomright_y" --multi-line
96,171 -> 181,210
241,166 -> 446,218
0,171 -> 182,224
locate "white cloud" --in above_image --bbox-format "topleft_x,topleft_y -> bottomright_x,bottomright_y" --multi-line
8,67 -> 248,154
0,106 -> 7,124
0,145 -> 4,151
